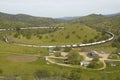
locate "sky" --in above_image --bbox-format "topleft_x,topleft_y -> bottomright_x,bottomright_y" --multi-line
0,0 -> 120,18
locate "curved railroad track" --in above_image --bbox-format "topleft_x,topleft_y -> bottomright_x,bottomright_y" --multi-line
0,27 -> 115,48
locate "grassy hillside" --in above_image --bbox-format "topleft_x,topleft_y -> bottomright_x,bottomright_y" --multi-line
0,12 -> 120,80
71,14 -> 120,49
6,23 -> 103,46
0,40 -> 48,55
0,40 -> 119,80
72,14 -> 120,35
0,12 -> 57,28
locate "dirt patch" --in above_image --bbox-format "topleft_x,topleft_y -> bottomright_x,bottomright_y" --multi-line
6,55 -> 38,62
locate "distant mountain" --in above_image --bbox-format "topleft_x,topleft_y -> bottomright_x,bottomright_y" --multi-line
0,12 -> 57,28
70,13 -> 120,36
69,14 -> 106,28
0,11 -> 120,29
104,12 -> 120,17
56,16 -> 82,21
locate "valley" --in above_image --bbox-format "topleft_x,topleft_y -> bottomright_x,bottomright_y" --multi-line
0,12 -> 119,80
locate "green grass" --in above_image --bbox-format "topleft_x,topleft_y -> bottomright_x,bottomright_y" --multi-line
105,61 -> 120,71
81,44 -> 117,54
50,58 -> 64,63
0,24 -> 119,80
7,23 -> 102,46
0,40 -> 48,55
0,51 -> 120,80
108,54 -> 120,59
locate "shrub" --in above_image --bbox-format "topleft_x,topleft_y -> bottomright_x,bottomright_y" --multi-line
68,50 -> 83,65
54,52 -> 61,57
64,47 -> 71,52
65,34 -> 70,39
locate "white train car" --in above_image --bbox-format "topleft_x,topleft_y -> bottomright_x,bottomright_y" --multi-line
95,42 -> 102,44
61,45 -> 66,48
91,42 -> 97,45
66,45 -> 72,47
72,44 -> 78,47
101,41 -> 106,43
85,43 -> 92,46
79,44 -> 86,47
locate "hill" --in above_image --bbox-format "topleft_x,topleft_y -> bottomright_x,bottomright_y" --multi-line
0,12 -> 57,28
6,23 -> 103,46
56,16 -> 82,21
104,12 -> 120,17
71,13 -> 120,49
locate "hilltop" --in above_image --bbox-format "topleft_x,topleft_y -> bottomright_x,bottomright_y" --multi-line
0,12 -> 57,28
70,13 -> 120,49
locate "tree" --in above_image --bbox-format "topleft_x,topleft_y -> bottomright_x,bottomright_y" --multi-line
34,70 -> 50,80
87,61 -> 97,68
76,35 -> 81,39
67,50 -> 83,65
54,52 -> 61,57
26,33 -> 31,39
88,57 -> 100,68
72,31 -> 76,34
51,39 -> 56,42
14,33 -> 19,38
15,27 -> 21,32
88,39 -> 94,43
37,35 -> 42,39
0,69 -> 2,74
65,34 -> 70,39
53,47 -> 61,51
92,57 -> 99,62
64,47 -> 72,52
69,70 -> 81,80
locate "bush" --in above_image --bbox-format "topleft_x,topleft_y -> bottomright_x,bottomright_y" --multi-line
68,70 -> 81,80
0,69 -> 3,74
64,47 -> 72,52
37,35 -> 42,39
14,33 -> 19,38
68,50 -> 83,65
76,35 -> 81,39
26,34 -> 31,39
72,31 -> 76,34
34,70 -> 50,79
65,34 -> 70,39
51,39 -> 56,42
53,47 -> 61,51
54,52 -> 61,57
92,57 -> 99,62
87,62 -> 97,68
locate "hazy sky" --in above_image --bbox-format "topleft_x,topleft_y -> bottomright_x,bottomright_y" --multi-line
0,0 -> 120,18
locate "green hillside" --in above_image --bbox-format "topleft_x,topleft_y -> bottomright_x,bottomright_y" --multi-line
0,12 -> 119,80
0,12 -> 57,28
71,14 -> 120,49
6,23 -> 103,46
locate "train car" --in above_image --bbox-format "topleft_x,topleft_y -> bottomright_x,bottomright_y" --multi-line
101,41 -> 106,43
48,46 -> 56,48
79,44 -> 86,47
91,42 -> 97,45
85,43 -> 92,46
95,42 -> 102,44
61,45 -> 66,48
66,45 -> 72,47
72,44 -> 78,47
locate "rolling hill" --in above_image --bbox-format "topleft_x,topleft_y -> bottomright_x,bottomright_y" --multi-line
0,12 -> 57,28
6,22 -> 103,46
70,13 -> 120,49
